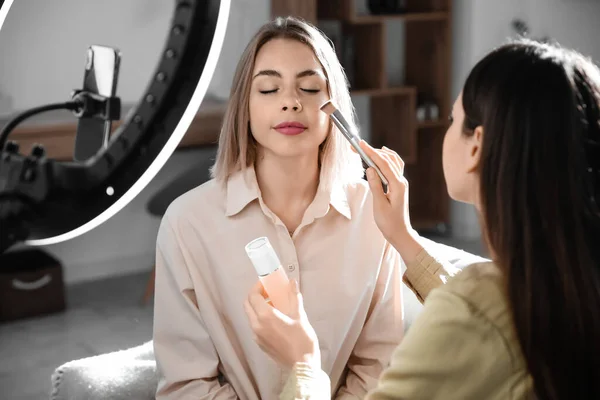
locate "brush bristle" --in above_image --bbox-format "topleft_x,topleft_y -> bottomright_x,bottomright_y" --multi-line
319,100 -> 337,115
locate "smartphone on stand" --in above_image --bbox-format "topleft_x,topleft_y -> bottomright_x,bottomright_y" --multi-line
73,45 -> 121,162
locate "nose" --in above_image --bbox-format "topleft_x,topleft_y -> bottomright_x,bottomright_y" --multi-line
281,94 -> 303,112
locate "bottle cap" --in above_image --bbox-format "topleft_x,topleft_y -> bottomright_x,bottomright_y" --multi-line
245,237 -> 281,276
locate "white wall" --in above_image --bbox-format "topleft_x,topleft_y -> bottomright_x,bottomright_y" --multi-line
0,0 -> 269,115
0,1 -> 170,115
527,0 -> 600,63
0,0 -> 269,283
449,0 -> 600,240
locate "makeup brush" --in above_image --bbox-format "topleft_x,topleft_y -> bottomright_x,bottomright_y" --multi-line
320,100 -> 389,190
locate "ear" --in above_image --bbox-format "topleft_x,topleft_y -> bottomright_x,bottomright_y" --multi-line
466,126 -> 483,173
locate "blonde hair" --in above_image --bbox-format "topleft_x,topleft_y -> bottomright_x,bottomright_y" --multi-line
209,16 -> 364,190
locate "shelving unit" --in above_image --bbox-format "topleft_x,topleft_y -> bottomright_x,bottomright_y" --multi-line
271,0 -> 452,233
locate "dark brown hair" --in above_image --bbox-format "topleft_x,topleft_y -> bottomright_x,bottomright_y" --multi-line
462,39 -> 600,399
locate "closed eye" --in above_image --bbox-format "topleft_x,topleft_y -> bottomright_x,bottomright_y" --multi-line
259,88 -> 320,95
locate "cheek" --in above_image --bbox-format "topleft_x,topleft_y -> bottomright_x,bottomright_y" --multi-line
442,129 -> 462,188
313,112 -> 330,138
303,98 -> 330,139
249,95 -> 268,132
442,129 -> 452,171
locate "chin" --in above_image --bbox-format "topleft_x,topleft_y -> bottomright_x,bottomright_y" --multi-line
271,141 -> 321,158
261,147 -> 311,160
275,149 -> 311,159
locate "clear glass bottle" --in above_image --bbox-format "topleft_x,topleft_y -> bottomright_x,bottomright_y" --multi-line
245,236 -> 291,314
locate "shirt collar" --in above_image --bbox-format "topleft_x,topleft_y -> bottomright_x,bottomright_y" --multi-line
224,166 -> 260,217
224,165 -> 352,220
324,180 -> 352,220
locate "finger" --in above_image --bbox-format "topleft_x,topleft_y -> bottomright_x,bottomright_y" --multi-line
365,167 -> 389,210
378,151 -> 400,181
249,286 -> 293,326
381,146 -> 405,176
247,287 -> 273,319
250,280 -> 273,307
359,140 -> 400,192
380,147 -> 401,177
286,279 -> 299,317
391,176 -> 409,206
287,279 -> 306,319
370,144 -> 404,196
249,280 -> 269,299
399,175 -> 409,192
249,280 -> 262,295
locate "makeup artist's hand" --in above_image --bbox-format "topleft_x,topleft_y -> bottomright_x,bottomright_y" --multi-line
244,280 -> 321,370
356,140 -> 423,261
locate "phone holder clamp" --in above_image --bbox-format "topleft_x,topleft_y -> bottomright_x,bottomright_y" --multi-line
70,90 -> 121,121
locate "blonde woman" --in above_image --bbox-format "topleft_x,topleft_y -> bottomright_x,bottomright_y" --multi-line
153,16 -> 462,400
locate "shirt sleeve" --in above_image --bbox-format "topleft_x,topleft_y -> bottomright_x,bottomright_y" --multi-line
365,287 -> 510,400
402,247 -> 461,303
334,242 -> 405,399
153,214 -> 239,400
279,363 -> 332,400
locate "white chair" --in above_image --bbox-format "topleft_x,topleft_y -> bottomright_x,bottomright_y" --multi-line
50,340 -> 157,400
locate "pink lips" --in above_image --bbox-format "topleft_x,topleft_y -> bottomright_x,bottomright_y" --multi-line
274,121 -> 307,136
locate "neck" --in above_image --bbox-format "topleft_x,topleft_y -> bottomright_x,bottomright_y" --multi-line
473,202 -> 496,260
255,152 -> 320,218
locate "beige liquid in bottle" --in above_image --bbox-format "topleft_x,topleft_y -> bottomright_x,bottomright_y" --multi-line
245,237 -> 291,315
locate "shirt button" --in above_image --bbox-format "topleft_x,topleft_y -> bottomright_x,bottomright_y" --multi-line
287,264 -> 295,272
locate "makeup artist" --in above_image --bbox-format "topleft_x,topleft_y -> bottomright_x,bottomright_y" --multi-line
245,38 -> 600,399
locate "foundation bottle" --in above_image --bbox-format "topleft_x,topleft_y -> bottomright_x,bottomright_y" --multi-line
245,236 -> 291,314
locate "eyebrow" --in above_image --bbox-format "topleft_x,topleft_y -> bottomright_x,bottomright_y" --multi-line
252,69 -> 322,80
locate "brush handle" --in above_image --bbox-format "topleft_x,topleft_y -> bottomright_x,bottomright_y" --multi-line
331,110 -> 355,138
329,110 -> 389,191
350,137 -> 389,188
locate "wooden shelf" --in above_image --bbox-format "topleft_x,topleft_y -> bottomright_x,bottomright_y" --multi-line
405,128 -> 449,224
7,101 -> 226,161
317,0 -> 449,21
350,11 -> 448,24
351,86 -> 415,96
371,92 -> 417,164
342,22 -> 385,90
405,20 -> 451,120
